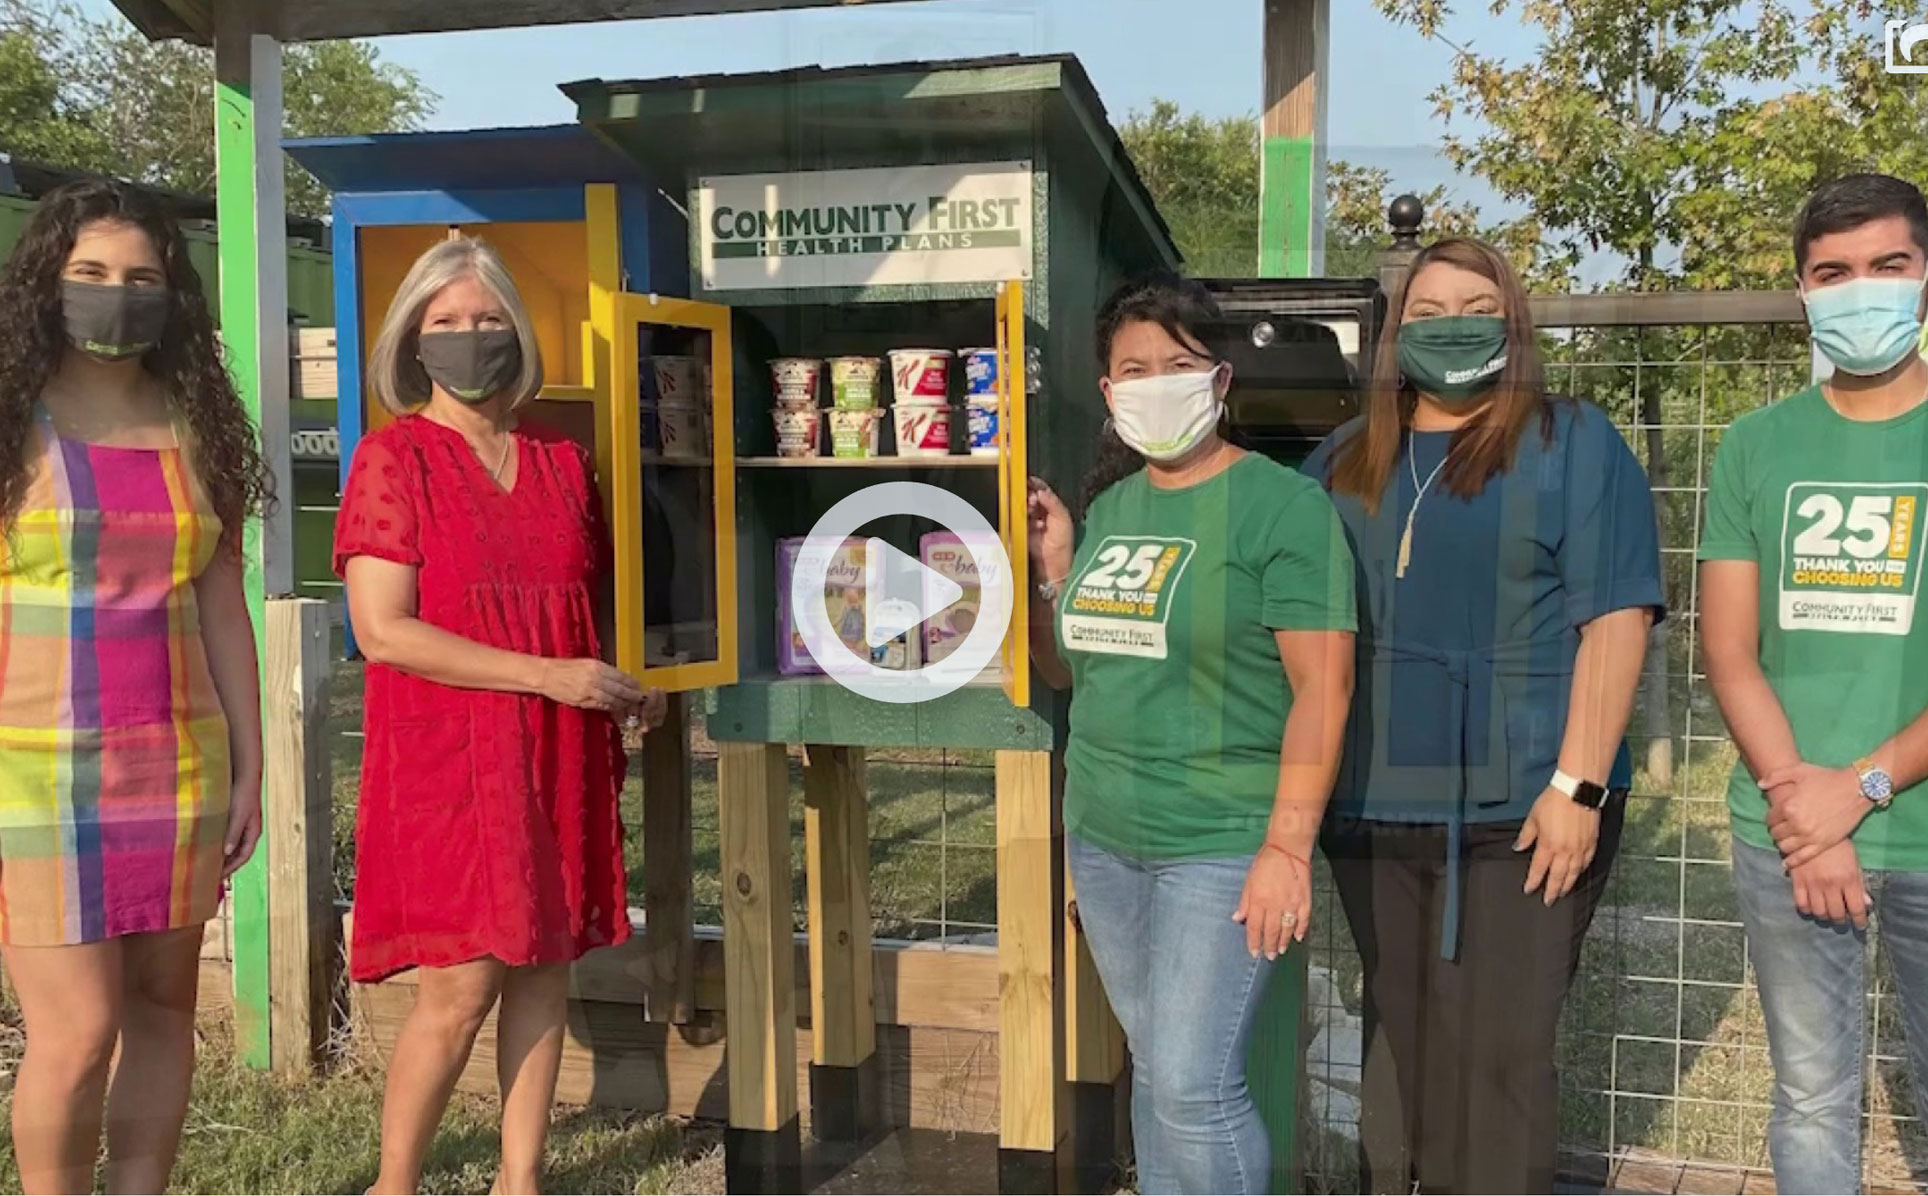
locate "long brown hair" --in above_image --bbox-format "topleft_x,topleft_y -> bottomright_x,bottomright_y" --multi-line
1329,236 -> 1549,514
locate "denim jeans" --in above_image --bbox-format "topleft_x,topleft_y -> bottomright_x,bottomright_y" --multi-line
1732,837 -> 1928,1194
1065,833 -> 1277,1196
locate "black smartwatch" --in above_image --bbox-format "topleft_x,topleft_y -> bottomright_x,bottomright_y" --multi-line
1551,769 -> 1612,810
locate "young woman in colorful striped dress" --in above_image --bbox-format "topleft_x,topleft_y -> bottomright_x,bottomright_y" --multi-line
0,180 -> 272,1194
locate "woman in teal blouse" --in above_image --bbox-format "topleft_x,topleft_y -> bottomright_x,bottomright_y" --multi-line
1301,237 -> 1664,1194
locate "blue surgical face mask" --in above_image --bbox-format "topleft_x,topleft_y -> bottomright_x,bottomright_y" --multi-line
1803,275 -> 1927,376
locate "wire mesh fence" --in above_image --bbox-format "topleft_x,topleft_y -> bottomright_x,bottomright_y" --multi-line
313,294 -> 1928,1192
1299,308 -> 1928,1192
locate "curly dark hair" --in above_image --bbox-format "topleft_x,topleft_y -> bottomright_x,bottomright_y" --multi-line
0,178 -> 273,549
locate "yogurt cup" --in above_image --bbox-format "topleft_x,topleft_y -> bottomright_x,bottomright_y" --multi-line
829,356 -> 883,410
770,357 -> 823,406
649,354 -> 708,404
654,400 -> 709,459
772,407 -> 821,458
889,348 -> 953,406
827,407 -> 883,458
965,399 -> 1000,457
961,347 -> 998,399
894,401 -> 953,458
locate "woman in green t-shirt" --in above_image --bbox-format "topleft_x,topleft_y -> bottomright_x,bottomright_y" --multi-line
1026,272 -> 1357,1195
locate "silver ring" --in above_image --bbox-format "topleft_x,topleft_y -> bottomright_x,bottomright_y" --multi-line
1281,910 -> 1298,925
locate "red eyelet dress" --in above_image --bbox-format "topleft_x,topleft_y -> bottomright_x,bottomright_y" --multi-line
332,416 -> 629,983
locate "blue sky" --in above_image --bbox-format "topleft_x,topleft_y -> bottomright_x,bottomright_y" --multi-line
75,0 -> 1525,229
376,0 -> 1528,223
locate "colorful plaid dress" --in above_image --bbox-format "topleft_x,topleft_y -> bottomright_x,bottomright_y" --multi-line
0,409 -> 229,945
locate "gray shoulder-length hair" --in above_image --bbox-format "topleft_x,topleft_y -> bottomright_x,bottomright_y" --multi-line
366,236 -> 545,415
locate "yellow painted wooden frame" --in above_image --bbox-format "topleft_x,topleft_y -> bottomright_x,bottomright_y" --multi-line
586,185 -> 628,674
996,280 -> 1031,709
610,290 -> 741,693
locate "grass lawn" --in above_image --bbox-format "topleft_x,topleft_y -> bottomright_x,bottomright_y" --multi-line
0,1001 -> 723,1195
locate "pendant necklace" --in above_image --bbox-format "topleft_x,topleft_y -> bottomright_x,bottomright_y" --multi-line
1397,432 -> 1451,580
485,434 -> 513,482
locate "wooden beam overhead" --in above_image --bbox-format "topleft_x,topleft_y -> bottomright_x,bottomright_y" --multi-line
110,0 -> 946,43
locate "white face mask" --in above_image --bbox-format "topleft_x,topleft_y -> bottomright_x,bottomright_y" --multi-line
1107,368 -> 1224,462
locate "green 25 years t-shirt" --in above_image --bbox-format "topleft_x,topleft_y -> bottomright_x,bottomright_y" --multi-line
1058,453 -> 1356,861
1700,385 -> 1928,868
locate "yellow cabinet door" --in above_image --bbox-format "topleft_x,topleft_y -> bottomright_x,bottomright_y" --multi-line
996,279 -> 1031,709
606,292 -> 739,693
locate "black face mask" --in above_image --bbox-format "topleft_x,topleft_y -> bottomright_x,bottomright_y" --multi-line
61,280 -> 171,361
418,329 -> 522,404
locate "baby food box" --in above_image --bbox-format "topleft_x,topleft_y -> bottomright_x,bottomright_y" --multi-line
920,530 -> 1006,683
775,537 -> 920,675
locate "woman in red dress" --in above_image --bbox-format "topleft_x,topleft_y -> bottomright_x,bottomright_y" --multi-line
334,236 -> 663,1196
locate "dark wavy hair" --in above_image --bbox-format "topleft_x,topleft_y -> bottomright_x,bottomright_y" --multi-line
0,178 -> 273,549
1076,271 -> 1229,515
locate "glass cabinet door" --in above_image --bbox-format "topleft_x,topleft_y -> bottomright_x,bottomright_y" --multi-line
606,292 -> 739,692
996,279 -> 1031,709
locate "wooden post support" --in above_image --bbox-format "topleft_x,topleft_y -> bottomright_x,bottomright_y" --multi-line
802,744 -> 879,1142
263,599 -> 336,1074
717,742 -> 800,1193
642,693 -> 696,1025
1259,0 -> 1331,278
996,749 -> 1068,1193
213,0 -> 290,1071
1064,856 -> 1127,1194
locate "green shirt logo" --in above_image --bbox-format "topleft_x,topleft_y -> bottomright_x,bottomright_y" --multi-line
1778,482 -> 1928,636
1061,536 -> 1196,659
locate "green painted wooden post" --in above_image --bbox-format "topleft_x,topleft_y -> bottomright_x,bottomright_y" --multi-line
214,0 -> 291,1070
1259,137 -> 1321,277
1251,3 -> 1331,1190
1258,0 -> 1329,279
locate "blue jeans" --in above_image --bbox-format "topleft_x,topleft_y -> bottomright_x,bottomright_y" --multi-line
1733,837 -> 1928,1194
1066,833 -> 1277,1196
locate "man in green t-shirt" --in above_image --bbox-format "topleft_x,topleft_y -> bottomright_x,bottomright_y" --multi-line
1700,173 -> 1928,1195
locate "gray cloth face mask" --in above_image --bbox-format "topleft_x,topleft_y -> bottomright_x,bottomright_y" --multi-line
61,280 -> 170,361
418,329 -> 522,403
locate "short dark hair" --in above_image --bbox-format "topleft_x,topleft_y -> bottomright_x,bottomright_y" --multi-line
1793,173 -> 1928,271
1092,269 -> 1224,371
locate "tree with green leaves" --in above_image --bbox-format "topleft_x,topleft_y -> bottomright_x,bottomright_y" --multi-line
0,0 -> 434,218
1118,100 -> 1262,277
1117,100 -> 1505,279
0,31 -> 111,168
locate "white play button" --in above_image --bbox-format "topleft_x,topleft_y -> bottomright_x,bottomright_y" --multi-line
790,482 -> 1015,705
863,536 -> 963,648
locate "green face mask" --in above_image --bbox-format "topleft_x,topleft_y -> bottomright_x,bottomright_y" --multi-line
1396,314 -> 1509,403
